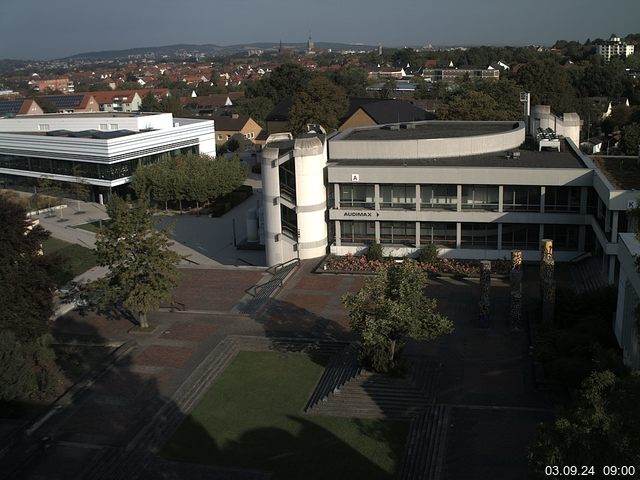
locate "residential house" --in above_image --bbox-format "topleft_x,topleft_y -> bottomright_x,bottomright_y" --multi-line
0,99 -> 44,117
38,94 -> 99,113
213,114 -> 262,151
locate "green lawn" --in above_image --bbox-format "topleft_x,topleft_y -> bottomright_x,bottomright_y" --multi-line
42,237 -> 97,286
161,351 -> 408,480
74,219 -> 110,234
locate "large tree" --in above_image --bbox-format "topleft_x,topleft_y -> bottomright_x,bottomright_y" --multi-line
515,59 -> 577,114
245,63 -> 312,103
288,76 -> 348,134
343,261 -> 454,372
83,197 -> 182,328
0,195 -> 55,340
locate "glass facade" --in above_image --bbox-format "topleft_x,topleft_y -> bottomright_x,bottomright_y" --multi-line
461,223 -> 499,248
503,186 -> 541,212
420,222 -> 456,247
544,224 -> 579,250
420,185 -> 457,210
281,205 -> 298,240
502,223 -> 539,250
545,186 -> 581,213
380,221 -> 416,245
0,146 -> 198,182
341,221 -> 375,244
278,158 -> 296,202
340,184 -> 375,209
380,184 -> 416,209
461,185 -> 499,211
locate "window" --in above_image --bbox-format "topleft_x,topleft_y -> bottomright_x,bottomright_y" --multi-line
420,222 -> 456,247
217,135 -> 223,141
339,184 -> 374,209
109,124 -> 118,130
380,184 -> 416,209
100,124 -> 108,131
38,124 -> 50,131
543,224 -> 579,251
461,223 -> 499,249
380,222 -> 416,245
502,224 -> 539,250
421,185 -> 457,210
341,221 -> 375,244
279,158 -> 296,202
503,186 -> 541,212
281,205 -> 298,240
545,187 -> 580,213
462,185 -> 499,211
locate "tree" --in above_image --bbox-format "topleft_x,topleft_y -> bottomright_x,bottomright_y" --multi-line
0,195 -> 55,340
619,123 -> 640,156
235,96 -> 274,127
332,66 -> 369,97
515,59 -> 577,113
35,97 -> 58,113
528,370 -> 640,478
82,197 -> 182,328
245,63 -> 313,103
288,77 -> 348,133
139,92 -> 162,112
342,261 -> 454,372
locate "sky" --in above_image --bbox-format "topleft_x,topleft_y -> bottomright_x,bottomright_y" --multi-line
1,0 -> 639,60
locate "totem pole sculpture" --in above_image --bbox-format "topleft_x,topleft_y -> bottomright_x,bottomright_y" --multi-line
479,260 -> 491,328
510,250 -> 523,330
540,239 -> 555,324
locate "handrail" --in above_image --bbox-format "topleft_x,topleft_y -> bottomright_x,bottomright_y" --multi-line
267,257 -> 300,275
247,277 -> 284,297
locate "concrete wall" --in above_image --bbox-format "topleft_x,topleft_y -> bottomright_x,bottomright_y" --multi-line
0,112 -> 175,132
615,233 -> 640,368
530,106 -> 581,146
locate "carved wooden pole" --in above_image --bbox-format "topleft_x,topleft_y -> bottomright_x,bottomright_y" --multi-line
510,250 -> 523,330
540,239 -> 555,324
479,260 -> 491,327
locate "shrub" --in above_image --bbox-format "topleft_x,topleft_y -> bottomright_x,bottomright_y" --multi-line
419,244 -> 439,263
366,243 -> 384,261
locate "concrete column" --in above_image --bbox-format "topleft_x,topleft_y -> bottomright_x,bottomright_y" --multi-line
597,199 -> 603,219
375,221 -> 380,244
608,256 -> 616,285
415,221 -> 421,247
497,223 -> 503,250
415,185 -> 421,212
540,186 -> 546,213
498,185 -> 504,213
457,185 -> 462,212
605,208 -> 611,233
456,222 -> 462,248
580,186 -> 588,215
374,184 -> 380,211
334,183 -> 341,209
261,147 -> 283,266
539,224 -> 544,242
578,225 -> 586,251
612,211 -> 619,242
335,221 -> 341,246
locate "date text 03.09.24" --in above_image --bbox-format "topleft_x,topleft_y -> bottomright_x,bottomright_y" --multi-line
545,465 -> 637,477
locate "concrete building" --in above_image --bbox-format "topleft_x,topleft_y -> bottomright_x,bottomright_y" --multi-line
597,34 -> 635,62
34,78 -> 75,94
0,112 -> 215,202
259,109 -> 640,367
213,114 -> 262,151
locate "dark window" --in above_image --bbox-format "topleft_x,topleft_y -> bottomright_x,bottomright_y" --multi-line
543,224 -> 579,250
461,223 -> 499,249
502,223 -> 539,250
420,185 -> 457,210
380,184 -> 416,210
281,205 -> 298,240
545,187 -> 580,213
279,158 -> 296,202
420,222 -> 456,247
380,221 -> 416,245
503,186 -> 541,212
339,184 -> 375,209
462,185 -> 499,211
341,221 -> 375,245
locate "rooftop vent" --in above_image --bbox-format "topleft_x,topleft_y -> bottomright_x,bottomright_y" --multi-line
382,124 -> 400,131
400,123 -> 416,129
505,151 -> 521,159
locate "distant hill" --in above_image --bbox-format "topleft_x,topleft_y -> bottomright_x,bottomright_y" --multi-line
60,42 -> 379,61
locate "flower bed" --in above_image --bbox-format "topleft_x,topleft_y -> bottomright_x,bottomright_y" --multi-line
319,253 -> 510,277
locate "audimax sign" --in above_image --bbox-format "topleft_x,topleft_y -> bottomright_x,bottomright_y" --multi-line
343,211 -> 379,217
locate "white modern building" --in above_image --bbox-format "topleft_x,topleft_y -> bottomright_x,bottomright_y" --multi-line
597,34 -> 635,62
0,112 -> 215,201
260,108 -> 640,367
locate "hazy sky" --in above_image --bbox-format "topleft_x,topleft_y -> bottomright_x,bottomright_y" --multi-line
1,0 -> 639,60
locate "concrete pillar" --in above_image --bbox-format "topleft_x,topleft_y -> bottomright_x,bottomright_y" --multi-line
456,185 -> 462,212
261,146 -> 284,266
497,223 -> 503,250
456,222 -> 462,248
578,225 -> 586,252
335,221 -> 341,246
540,239 -> 555,325
609,255 -> 616,285
612,211 -> 619,242
374,184 -> 380,211
498,185 -> 504,213
510,250 -> 523,330
415,221 -> 421,247
334,183 -> 341,209
605,208 -> 611,233
375,221 -> 380,244
415,184 -> 421,212
540,186 -> 546,213
580,186 -> 588,215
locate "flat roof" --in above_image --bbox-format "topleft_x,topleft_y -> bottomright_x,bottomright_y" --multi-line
5,112 -> 161,119
342,121 -> 519,141
330,139 -> 586,169
593,156 -> 640,190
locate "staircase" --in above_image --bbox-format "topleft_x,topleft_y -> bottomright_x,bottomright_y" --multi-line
237,258 -> 300,315
570,256 -> 608,294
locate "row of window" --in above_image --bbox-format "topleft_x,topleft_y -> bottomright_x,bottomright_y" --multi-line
0,146 -> 198,181
337,184 -> 583,213
338,221 -> 580,250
